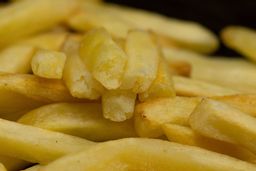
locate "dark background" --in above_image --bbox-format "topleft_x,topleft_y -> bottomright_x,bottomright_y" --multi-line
1,0 -> 256,56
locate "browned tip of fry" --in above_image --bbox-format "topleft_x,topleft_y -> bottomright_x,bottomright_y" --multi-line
168,60 -> 192,77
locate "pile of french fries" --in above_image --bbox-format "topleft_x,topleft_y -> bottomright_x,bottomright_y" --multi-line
1,0 -> 256,170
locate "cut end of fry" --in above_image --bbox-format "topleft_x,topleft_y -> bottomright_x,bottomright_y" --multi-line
31,50 -> 67,79
102,90 -> 136,122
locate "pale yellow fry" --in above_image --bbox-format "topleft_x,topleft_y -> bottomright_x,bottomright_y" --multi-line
41,138 -> 256,171
18,103 -> 136,141
102,90 -> 136,122
62,37 -> 104,100
0,0 -> 78,47
68,3 -> 134,39
31,50 -> 67,79
0,45 -> 35,73
139,58 -> 175,102
80,28 -> 127,89
21,165 -> 41,171
134,97 -> 202,137
0,73 -> 80,103
0,155 -> 30,171
221,26 -> 256,62
163,124 -> 256,163
173,76 -> 239,97
17,32 -> 68,51
120,30 -> 160,93
213,94 -> 256,117
0,163 -> 6,171
163,46 -> 256,93
190,99 -> 256,154
0,118 -> 95,164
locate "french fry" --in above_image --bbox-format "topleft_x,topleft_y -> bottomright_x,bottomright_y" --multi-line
0,155 -> 30,171
69,2 -> 219,53
68,3 -> 134,39
0,45 -> 35,73
18,103 -> 137,141
139,58 -> 176,102
0,163 -> 6,171
102,90 -> 136,121
41,138 -> 256,171
0,73 -> 80,103
213,94 -> 256,117
17,32 -> 68,51
31,50 -> 67,79
62,37 -> 104,100
163,124 -> 256,163
0,118 -> 95,164
221,26 -> 256,62
120,30 -> 160,93
21,165 -> 41,171
173,76 -> 239,97
168,59 -> 192,77
0,0 -> 78,47
134,97 -> 202,137
163,47 -> 256,93
190,99 -> 256,154
79,28 -> 128,89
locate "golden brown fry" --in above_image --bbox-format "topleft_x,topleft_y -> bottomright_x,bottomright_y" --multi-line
18,103 -> 137,141
134,97 -> 202,137
120,30 -> 160,93
102,90 -> 136,122
62,37 -> 104,100
31,50 -> 67,79
213,94 -> 256,117
173,76 -> 239,97
163,47 -> 256,93
0,0 -> 78,47
0,73 -> 79,103
168,59 -> 192,77
190,99 -> 256,154
139,58 -> 175,102
17,32 -> 68,51
163,124 -> 256,163
41,138 -> 256,171
0,45 -> 35,73
0,118 -> 95,164
0,155 -> 30,171
221,26 -> 256,62
79,28 -> 127,89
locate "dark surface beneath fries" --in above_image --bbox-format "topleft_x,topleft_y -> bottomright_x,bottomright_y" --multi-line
106,0 -> 256,56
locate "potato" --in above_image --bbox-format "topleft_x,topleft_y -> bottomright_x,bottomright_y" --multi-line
41,138 -> 256,171
139,58 -> 176,102
120,30 -> 160,93
0,118 -> 95,164
79,28 -> 127,89
134,97 -> 202,137
0,0 -> 78,47
102,90 -> 136,122
190,99 -> 256,154
163,47 -> 256,93
0,156 -> 30,171
221,26 -> 256,62
31,50 -> 67,79
173,76 -> 239,97
0,45 -> 35,73
69,2 -> 218,53
17,32 -> 68,51
18,103 -> 137,141
163,124 -> 256,163
62,37 -> 104,100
